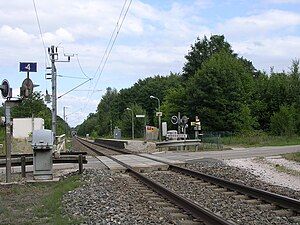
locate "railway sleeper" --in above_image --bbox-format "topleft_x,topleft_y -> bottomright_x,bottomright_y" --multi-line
242,199 -> 262,205
272,209 -> 294,216
257,203 -> 277,210
233,194 -> 249,200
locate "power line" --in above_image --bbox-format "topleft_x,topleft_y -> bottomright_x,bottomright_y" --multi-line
57,78 -> 92,99
76,54 -> 90,79
92,0 -> 132,95
57,74 -> 91,80
32,0 -> 49,67
81,0 -> 132,113
71,0 -> 132,125
92,0 -> 128,79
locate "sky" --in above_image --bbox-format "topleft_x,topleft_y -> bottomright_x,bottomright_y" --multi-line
0,0 -> 300,127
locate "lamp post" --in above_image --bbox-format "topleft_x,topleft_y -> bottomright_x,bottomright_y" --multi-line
150,95 -> 161,141
126,108 -> 134,139
63,106 -> 68,136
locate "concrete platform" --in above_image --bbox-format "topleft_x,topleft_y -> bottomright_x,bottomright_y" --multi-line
111,155 -> 169,172
96,156 -> 126,172
139,153 -> 186,166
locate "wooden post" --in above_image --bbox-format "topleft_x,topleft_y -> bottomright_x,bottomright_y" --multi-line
21,156 -> 26,178
78,154 -> 83,174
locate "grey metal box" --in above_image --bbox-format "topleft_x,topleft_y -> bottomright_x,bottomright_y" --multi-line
32,129 -> 53,180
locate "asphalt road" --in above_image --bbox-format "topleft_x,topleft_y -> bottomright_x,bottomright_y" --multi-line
154,145 -> 300,162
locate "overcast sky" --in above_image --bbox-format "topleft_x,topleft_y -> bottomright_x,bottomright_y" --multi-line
0,0 -> 300,127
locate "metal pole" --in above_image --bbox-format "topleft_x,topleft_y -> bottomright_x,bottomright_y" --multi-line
144,117 -> 146,141
177,112 -> 181,135
78,154 -> 83,174
63,106 -> 67,136
158,98 -> 161,141
21,156 -> 26,178
131,110 -> 134,140
50,46 -> 57,146
5,103 -> 11,183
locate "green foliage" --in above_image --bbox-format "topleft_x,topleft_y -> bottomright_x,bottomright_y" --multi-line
185,51 -> 255,132
221,131 -> 300,147
34,175 -> 83,224
182,35 -> 235,80
0,92 -> 70,136
120,103 -> 147,138
76,35 -> 300,141
270,105 -> 297,136
282,152 -> 300,162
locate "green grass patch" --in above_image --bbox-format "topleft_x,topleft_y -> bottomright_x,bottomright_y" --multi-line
221,131 -> 300,147
282,152 -> 300,163
273,163 -> 300,176
0,174 -> 83,225
33,175 -> 83,225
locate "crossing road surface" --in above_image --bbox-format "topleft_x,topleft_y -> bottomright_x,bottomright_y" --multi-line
153,145 -> 300,162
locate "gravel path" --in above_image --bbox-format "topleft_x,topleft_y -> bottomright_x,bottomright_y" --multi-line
224,157 -> 300,191
63,169 -> 195,225
146,169 -> 299,225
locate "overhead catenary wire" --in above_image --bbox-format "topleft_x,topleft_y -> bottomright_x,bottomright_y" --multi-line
80,0 -> 131,114
57,78 -> 92,99
76,54 -> 91,79
32,0 -> 49,67
65,0 -> 132,126
57,74 -> 91,80
91,0 -> 132,95
92,0 -> 128,80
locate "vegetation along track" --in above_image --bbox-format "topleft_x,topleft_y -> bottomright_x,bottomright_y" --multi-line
75,137 -> 234,225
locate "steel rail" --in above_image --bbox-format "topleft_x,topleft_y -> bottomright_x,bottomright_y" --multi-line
76,137 -> 234,225
169,165 -> 300,213
78,137 -> 300,212
78,137 -> 131,155
130,152 -> 300,213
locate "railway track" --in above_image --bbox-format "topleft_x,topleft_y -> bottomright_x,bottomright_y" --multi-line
75,137 -> 300,224
75,137 -> 234,225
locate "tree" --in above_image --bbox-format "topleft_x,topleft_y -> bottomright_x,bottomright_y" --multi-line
185,51 -> 255,132
270,105 -> 297,136
96,87 -> 119,137
182,35 -> 235,80
120,103 -> 146,138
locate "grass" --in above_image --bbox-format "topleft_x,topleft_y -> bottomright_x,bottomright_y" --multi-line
273,163 -> 300,176
282,152 -> 300,163
0,174 -> 83,225
33,175 -> 83,225
221,132 -> 300,147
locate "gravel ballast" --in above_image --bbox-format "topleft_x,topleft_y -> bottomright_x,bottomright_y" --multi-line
146,167 -> 299,225
63,169 -> 183,224
185,159 -> 300,200
62,147 -> 300,225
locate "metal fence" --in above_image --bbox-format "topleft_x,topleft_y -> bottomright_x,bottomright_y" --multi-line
201,132 -> 233,150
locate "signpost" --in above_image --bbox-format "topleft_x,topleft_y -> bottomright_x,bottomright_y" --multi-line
19,62 -> 37,72
19,62 -> 37,99
136,115 -> 146,140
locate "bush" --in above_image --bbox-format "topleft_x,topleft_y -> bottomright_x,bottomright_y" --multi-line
270,105 -> 296,136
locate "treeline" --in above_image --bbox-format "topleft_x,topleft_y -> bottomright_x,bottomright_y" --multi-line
0,92 -> 69,136
77,35 -> 300,138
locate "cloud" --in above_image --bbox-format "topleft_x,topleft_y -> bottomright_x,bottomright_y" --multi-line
265,0 -> 300,3
232,36 -> 300,71
217,9 -> 300,37
0,25 -> 36,45
43,28 -> 75,44
0,0 -> 300,126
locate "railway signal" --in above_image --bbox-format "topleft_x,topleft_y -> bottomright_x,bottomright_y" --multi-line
19,62 -> 37,99
0,79 -> 11,98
